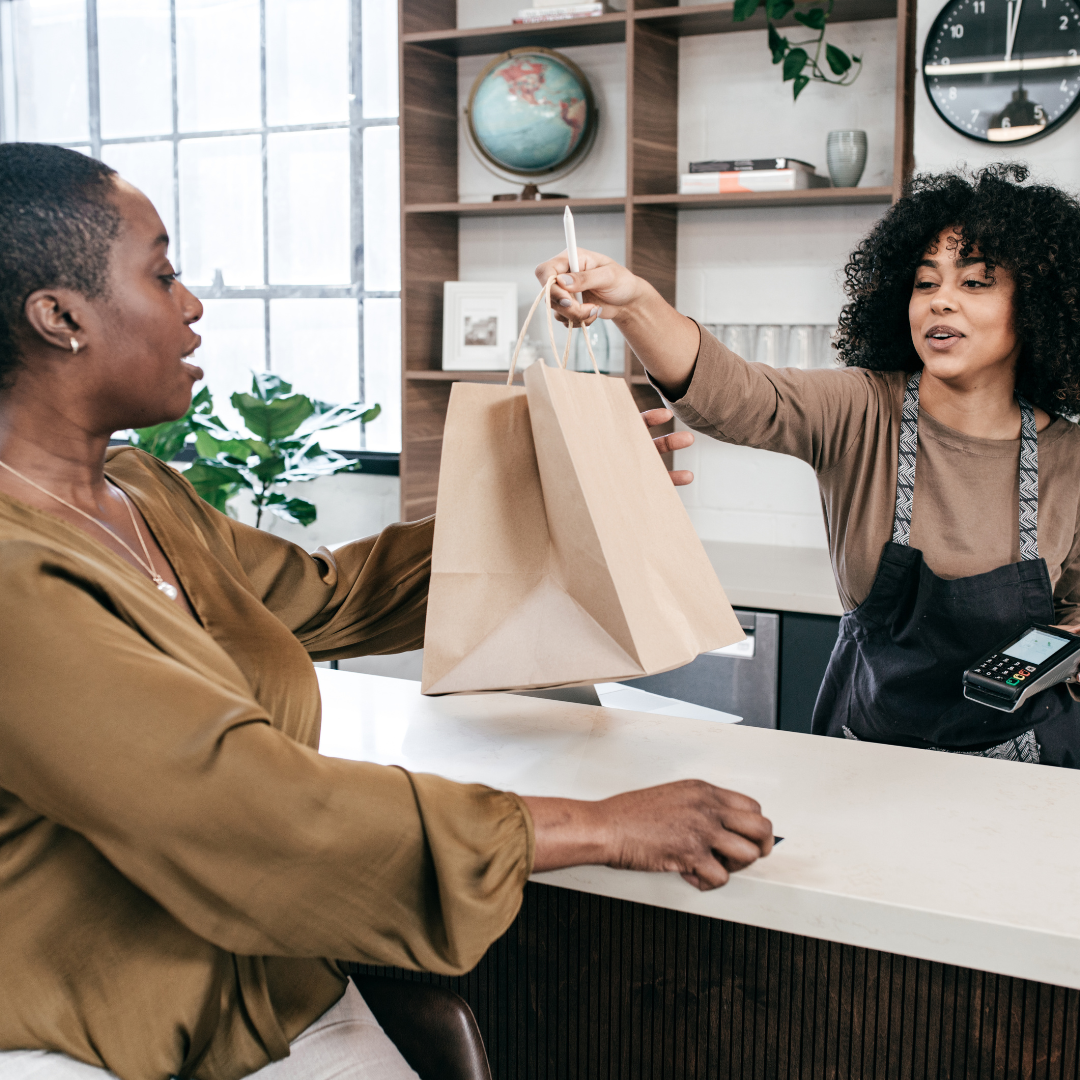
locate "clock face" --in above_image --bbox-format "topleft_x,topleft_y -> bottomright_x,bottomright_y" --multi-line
924,0 -> 1080,143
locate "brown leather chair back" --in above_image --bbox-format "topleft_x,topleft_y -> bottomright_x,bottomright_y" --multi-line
351,974 -> 492,1080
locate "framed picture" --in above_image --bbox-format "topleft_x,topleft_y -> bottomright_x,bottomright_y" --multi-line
441,281 -> 519,371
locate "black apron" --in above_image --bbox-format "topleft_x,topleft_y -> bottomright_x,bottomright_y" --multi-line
812,372 -> 1078,766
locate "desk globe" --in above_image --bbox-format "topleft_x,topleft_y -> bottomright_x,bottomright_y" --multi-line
466,47 -> 597,194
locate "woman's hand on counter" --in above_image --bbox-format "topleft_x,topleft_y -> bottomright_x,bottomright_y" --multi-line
534,248 -> 700,401
522,780 -> 774,891
643,407 -> 694,486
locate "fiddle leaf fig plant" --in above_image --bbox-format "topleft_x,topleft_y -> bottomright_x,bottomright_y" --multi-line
129,373 -> 381,529
735,0 -> 862,100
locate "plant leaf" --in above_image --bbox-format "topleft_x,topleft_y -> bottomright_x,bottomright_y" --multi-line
792,73 -> 811,99
181,460 -> 247,513
251,455 -> 287,485
765,0 -> 794,19
250,371 -> 293,401
231,392 -> 315,441
269,498 -> 318,527
825,42 -> 852,75
793,7 -> 826,29
732,0 -> 760,20
768,22 -> 789,62
783,47 -> 808,81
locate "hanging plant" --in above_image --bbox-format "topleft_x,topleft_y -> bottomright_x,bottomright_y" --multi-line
734,0 -> 862,101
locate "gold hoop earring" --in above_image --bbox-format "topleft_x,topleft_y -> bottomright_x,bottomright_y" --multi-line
70,339 -> 79,355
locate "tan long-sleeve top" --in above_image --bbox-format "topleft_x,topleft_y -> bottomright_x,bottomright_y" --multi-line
0,448 -> 533,1080
664,329 -> 1080,621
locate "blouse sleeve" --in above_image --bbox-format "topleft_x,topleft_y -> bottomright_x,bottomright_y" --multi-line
655,325 -> 879,474
224,512 -> 434,662
0,542 -> 531,973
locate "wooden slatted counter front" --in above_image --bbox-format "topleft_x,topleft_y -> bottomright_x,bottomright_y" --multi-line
318,671 -> 1080,1079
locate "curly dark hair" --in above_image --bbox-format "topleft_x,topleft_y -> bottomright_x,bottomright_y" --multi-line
836,163 -> 1080,415
0,143 -> 120,391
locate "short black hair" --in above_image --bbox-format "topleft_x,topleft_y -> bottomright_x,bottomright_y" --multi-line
0,143 -> 120,390
836,163 -> 1080,415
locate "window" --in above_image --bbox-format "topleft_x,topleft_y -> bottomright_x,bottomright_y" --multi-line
0,0 -> 401,452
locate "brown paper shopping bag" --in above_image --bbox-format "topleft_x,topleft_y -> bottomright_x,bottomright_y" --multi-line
421,278 -> 744,695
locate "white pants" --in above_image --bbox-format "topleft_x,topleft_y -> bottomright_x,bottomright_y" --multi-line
0,982 -> 419,1080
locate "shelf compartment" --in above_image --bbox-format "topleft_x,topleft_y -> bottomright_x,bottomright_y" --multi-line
402,12 -> 627,56
634,0 -> 897,38
634,187 -> 894,210
405,197 -> 627,216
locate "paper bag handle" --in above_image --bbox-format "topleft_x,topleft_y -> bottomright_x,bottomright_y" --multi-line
507,275 -> 600,386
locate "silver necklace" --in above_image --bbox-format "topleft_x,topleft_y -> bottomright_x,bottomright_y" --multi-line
0,458 -> 180,600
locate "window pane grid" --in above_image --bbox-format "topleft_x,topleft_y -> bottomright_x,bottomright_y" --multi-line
0,0 -> 401,452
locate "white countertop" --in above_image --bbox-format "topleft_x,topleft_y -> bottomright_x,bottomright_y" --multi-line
701,540 -> 843,616
317,668 -> 1080,989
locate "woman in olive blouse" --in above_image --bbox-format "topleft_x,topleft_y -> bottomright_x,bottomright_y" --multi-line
0,144 -> 773,1080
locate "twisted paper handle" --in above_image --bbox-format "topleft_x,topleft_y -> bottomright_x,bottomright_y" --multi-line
506,275 -> 600,386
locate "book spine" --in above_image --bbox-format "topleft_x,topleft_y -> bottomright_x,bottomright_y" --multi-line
679,170 -> 815,193
688,158 -> 816,174
515,4 -> 604,19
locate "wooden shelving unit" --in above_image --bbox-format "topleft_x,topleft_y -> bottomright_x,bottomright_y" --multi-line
398,0 -> 917,520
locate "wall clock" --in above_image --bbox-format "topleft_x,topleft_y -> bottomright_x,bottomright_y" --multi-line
924,0 -> 1080,143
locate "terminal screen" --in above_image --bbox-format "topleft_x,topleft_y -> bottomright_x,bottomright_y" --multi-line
1003,629 -> 1069,666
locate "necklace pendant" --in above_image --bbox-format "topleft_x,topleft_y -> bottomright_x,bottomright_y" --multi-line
156,579 -> 179,600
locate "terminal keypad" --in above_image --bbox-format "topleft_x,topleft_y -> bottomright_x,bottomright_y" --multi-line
969,655 -> 1038,687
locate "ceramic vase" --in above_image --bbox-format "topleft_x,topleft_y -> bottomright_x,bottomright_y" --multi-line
826,130 -> 867,188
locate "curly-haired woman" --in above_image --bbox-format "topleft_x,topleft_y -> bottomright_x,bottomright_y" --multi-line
538,164 -> 1080,768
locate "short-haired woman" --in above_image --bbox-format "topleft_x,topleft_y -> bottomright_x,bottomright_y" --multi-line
0,144 -> 773,1080
539,164 -> 1080,768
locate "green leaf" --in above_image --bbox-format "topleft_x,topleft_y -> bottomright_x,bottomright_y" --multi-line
765,0 -> 794,19
768,22 -> 789,62
361,403 -> 381,425
793,6 -> 826,29
194,429 -> 260,462
783,47 -> 808,81
231,391 -> 315,441
251,455 -> 287,485
792,73 -> 811,99
825,42 -> 852,75
182,460 -> 247,513
269,498 -> 318,527
250,371 -> 293,401
732,0 -> 760,20
130,418 -> 193,463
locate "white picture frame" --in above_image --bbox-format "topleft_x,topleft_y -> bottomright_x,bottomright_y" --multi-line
441,281 -> 519,371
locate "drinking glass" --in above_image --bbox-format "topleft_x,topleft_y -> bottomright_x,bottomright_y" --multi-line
572,320 -> 610,373
814,325 -> 837,368
754,325 -> 784,367
785,325 -> 815,369
722,325 -> 754,361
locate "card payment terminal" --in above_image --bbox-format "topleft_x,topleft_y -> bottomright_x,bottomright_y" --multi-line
963,625 -> 1080,712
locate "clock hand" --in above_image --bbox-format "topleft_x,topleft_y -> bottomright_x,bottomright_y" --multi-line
1005,0 -> 1024,62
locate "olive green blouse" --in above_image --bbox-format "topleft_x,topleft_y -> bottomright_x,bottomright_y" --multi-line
0,448 -> 534,1080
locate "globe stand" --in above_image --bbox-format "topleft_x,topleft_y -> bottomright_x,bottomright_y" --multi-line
492,183 -> 569,202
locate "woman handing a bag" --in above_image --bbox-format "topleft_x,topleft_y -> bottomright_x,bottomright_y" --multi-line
538,166 -> 1080,768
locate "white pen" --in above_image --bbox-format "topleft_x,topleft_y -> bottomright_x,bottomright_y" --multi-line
563,205 -> 583,304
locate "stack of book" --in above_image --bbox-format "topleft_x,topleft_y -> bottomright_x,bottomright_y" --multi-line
513,2 -> 607,23
679,157 -> 830,194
